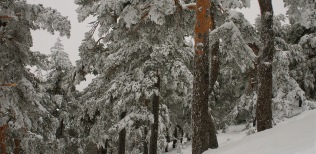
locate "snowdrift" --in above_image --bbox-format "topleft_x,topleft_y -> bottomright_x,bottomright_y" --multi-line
206,110 -> 316,154
167,110 -> 316,154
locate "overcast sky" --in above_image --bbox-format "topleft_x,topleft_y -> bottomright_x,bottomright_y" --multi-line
26,0 -> 287,91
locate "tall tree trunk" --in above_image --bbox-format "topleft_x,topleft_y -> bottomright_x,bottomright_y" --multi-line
208,40 -> 219,149
149,72 -> 160,154
118,112 -> 126,154
192,0 -> 213,153
256,0 -> 274,132
208,2 -> 219,148
143,127 -> 148,154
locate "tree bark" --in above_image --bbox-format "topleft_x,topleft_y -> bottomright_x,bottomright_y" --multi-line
208,113 -> 218,149
14,138 -> 20,154
118,112 -> 126,154
143,127 -> 148,154
208,41 -> 219,149
99,139 -> 108,154
0,124 -> 8,154
209,41 -> 220,93
149,72 -> 160,154
256,0 -> 274,132
208,2 -> 219,148
192,0 -> 213,153
56,119 -> 64,139
165,127 -> 170,152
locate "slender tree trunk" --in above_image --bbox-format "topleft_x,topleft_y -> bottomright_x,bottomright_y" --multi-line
56,119 -> 64,139
118,112 -> 126,154
172,126 -> 178,149
178,125 -> 183,144
256,0 -> 274,132
99,140 -> 108,154
208,2 -> 219,148
14,138 -> 20,154
209,41 -> 220,93
165,128 -> 170,152
208,113 -> 218,149
149,72 -> 160,154
192,0 -> 213,153
143,127 -> 148,154
208,40 -> 219,149
0,124 -> 8,154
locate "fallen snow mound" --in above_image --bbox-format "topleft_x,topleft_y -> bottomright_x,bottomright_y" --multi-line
167,110 -> 316,154
206,110 -> 316,154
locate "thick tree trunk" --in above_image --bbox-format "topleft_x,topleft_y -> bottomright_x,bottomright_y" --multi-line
192,0 -> 213,153
256,0 -> 274,132
149,72 -> 160,154
118,112 -> 126,154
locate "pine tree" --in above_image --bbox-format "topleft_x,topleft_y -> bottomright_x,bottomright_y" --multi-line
0,1 -> 70,153
192,0 -> 255,151
72,1 -> 195,153
283,0 -> 316,101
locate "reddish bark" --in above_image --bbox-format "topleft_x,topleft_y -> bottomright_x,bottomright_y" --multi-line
0,124 -> 8,154
192,0 -> 213,153
14,138 -> 20,154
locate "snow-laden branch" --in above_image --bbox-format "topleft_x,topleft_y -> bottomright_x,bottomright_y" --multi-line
210,21 -> 256,72
108,111 -> 153,133
180,3 -> 197,10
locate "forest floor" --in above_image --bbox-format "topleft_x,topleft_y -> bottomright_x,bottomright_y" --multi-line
166,109 -> 316,154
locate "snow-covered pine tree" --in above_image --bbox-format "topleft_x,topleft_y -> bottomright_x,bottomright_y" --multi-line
283,0 -> 316,101
46,37 -> 74,97
43,37 -> 80,153
72,0 -> 195,153
267,0 -> 316,122
221,0 -> 316,131
0,1 -> 70,153
205,0 -> 256,125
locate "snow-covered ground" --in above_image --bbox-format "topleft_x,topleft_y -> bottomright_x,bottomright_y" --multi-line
166,110 -> 316,154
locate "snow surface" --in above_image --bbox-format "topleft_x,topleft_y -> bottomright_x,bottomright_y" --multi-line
166,110 -> 316,154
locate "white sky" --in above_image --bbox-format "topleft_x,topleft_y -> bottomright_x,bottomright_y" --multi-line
27,0 -> 92,64
26,0 -> 287,91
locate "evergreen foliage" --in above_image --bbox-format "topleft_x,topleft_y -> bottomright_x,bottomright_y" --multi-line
0,1 -> 71,153
0,0 -> 315,153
